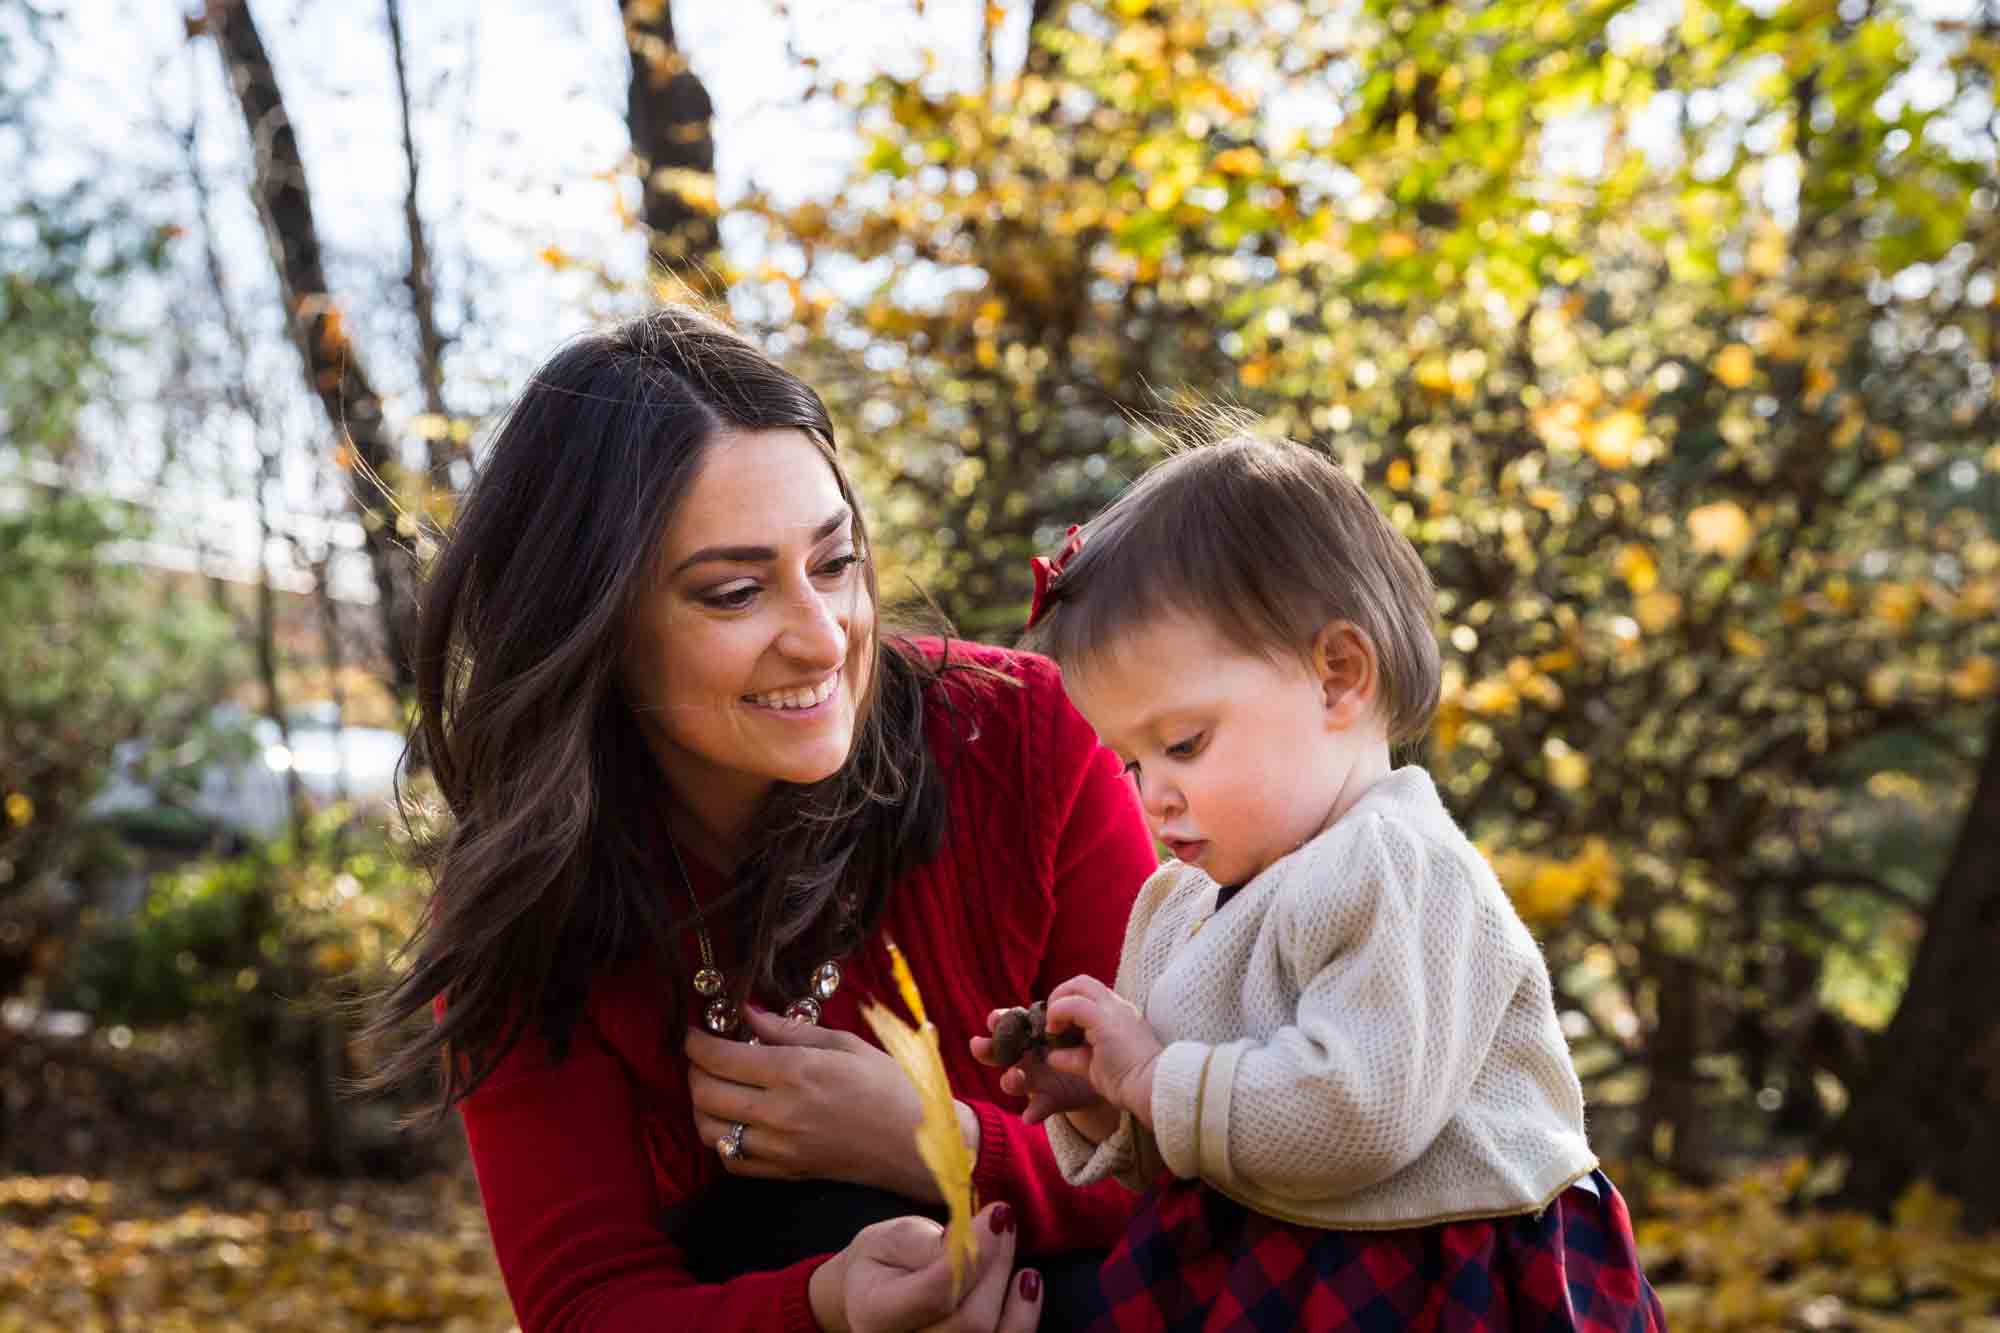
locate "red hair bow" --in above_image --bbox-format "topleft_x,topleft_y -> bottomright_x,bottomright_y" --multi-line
1026,525 -> 1084,630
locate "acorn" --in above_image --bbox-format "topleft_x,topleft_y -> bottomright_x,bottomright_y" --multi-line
991,999 -> 1087,1065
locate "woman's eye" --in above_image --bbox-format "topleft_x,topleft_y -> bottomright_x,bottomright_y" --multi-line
817,552 -> 861,579
703,584 -> 759,610
1165,733 -> 1205,760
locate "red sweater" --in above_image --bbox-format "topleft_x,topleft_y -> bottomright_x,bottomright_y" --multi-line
458,642 -> 1156,1332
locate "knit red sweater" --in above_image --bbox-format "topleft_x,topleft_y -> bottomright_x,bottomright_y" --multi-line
457,642 -> 1156,1332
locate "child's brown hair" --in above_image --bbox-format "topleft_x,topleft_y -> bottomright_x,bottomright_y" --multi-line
1022,425 -> 1441,744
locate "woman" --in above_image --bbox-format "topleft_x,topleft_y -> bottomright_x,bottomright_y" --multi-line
365,306 -> 1157,1331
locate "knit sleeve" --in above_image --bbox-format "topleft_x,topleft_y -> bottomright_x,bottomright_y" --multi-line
1044,1109 -> 1139,1186
1150,814 -> 1529,1202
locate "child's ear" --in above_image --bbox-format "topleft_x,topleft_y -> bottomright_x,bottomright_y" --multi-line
1311,621 -> 1379,728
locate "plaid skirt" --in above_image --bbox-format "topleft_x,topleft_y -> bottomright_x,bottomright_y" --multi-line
1068,1170 -> 1665,1333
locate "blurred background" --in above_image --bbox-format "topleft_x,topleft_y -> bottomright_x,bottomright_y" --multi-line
2,0 -> 1997,1327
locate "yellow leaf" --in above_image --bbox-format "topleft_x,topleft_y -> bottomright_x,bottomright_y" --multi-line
861,941 -> 978,1297
651,167 -> 721,215
3,792 -> 32,826
1615,543 -> 1658,594
1635,591 -> 1682,632
1584,410 -> 1644,469
1463,679 -> 1521,717
1870,582 -> 1921,630
1949,655 -> 1997,699
1687,501 -> 1753,559
1379,231 -> 1419,259
1544,739 -> 1590,790
1712,343 -> 1756,388
1386,459 -> 1412,490
1725,627 -> 1767,658
1212,146 -> 1264,176
538,245 -> 573,270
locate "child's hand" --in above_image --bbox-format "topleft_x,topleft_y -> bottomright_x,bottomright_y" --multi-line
972,1009 -> 1106,1127
1043,976 -> 1165,1129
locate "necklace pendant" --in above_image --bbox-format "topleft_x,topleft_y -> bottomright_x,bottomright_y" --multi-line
693,966 -> 724,998
704,998 -> 738,1034
785,996 -> 822,1025
810,960 -> 842,1002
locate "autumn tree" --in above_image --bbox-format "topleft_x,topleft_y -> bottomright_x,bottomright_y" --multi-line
622,0 -> 722,290
753,0 -> 2000,1200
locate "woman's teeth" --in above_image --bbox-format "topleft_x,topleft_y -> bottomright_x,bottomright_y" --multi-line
747,676 -> 837,710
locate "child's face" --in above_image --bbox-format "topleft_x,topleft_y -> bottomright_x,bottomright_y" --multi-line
1065,613 -> 1379,888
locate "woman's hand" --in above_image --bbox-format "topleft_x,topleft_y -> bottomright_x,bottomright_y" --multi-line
810,1201 -> 1042,1333
686,1006 -> 978,1199
1043,975 -> 1164,1129
970,1009 -> 1107,1130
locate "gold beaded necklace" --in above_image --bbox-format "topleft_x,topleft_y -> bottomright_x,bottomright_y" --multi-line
667,833 -> 845,1035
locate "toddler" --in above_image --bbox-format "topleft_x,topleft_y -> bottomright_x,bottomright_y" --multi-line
977,431 -> 1665,1331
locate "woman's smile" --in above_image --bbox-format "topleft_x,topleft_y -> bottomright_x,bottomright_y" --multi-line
743,673 -> 840,716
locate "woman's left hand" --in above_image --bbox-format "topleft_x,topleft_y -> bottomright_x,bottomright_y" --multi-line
686,1005 -> 978,1198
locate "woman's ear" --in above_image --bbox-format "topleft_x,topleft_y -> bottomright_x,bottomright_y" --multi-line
1312,621 -> 1379,729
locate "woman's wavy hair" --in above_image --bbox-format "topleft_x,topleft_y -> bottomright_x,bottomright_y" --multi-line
363,306 -> 948,1119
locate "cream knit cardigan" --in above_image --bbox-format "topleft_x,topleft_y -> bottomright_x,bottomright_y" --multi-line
1046,766 -> 1598,1229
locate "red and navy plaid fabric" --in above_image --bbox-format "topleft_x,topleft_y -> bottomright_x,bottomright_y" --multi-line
1072,1170 -> 1666,1332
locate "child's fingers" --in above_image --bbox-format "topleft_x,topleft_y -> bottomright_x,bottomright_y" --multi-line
1045,1046 -> 1091,1079
1000,1067 -> 1026,1097
1047,974 -> 1113,1007
986,1008 -> 1008,1033
1021,1095 -> 1051,1126
970,1034 -> 997,1065
1043,993 -> 1096,1037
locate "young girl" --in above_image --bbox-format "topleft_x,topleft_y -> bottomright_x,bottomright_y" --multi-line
977,432 -> 1665,1330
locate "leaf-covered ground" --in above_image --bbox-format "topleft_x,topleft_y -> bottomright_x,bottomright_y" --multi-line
5,1158 -> 1999,1331
0,1161 -> 513,1333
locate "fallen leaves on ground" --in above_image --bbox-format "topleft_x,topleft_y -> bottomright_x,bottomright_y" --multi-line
0,1159 -> 514,1333
1637,1159 -> 2000,1331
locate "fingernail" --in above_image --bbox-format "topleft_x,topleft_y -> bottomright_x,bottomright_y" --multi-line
991,1203 -> 1015,1235
1019,1270 -> 1042,1301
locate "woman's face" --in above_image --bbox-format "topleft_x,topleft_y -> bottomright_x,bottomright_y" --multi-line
621,428 -> 876,832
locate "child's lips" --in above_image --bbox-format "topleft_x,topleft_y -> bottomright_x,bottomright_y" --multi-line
1163,837 -> 1207,862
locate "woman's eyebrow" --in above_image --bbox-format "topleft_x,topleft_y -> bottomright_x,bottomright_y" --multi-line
669,508 -> 851,577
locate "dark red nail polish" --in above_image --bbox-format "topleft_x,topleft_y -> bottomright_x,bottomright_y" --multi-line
992,1202 -> 1015,1235
1019,1270 -> 1042,1301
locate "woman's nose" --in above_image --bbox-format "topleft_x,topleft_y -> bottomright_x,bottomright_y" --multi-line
780,584 -> 848,665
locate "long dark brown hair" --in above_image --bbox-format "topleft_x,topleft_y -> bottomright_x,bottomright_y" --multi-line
364,306 -> 948,1118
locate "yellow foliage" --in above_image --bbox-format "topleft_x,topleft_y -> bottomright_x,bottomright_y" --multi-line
1687,501 -> 1753,559
1870,582 -> 1921,631
1948,655 -> 1996,700
1489,837 -> 1621,926
1638,1160 -> 2000,1332
1616,543 -> 1659,593
1636,591 -> 1683,632
3,792 -> 32,826
1711,343 -> 1756,388
1585,409 -> 1645,469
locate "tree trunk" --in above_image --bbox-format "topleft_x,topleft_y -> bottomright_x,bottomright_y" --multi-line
1829,702 -> 2000,1231
384,0 -> 459,492
621,0 -> 720,291
205,0 -> 417,696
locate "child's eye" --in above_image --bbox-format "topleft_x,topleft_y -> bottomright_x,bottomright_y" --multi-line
1165,733 -> 1206,760
1120,759 -> 1141,780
